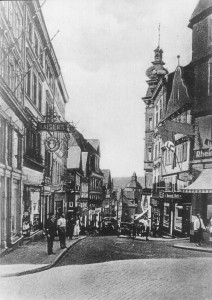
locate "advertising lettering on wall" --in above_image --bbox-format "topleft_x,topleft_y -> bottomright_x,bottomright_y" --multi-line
194,148 -> 212,159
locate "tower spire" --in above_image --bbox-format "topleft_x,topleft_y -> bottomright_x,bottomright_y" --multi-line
158,23 -> 160,48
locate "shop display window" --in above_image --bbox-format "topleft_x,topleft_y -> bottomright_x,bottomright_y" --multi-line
174,205 -> 183,231
163,203 -> 170,227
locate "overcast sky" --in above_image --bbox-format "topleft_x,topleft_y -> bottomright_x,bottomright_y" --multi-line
42,0 -> 198,177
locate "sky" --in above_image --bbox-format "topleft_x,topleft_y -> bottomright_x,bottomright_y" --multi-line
42,0 -> 198,177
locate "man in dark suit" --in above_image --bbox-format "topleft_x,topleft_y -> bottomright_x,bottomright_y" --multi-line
45,213 -> 57,255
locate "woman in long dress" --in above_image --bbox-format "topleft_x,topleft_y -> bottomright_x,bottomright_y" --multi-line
73,219 -> 80,237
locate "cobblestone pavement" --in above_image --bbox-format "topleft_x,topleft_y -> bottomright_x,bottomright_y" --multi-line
0,257 -> 212,300
0,236 -> 212,300
0,236 -> 85,276
57,236 -> 212,266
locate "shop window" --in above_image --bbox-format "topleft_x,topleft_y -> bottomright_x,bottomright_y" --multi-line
174,205 -> 183,231
163,203 -> 170,227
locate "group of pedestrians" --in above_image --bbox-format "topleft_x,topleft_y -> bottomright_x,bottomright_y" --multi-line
45,212 -> 80,255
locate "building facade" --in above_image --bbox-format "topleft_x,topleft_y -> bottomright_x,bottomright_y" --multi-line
0,0 -> 69,249
142,0 -> 212,239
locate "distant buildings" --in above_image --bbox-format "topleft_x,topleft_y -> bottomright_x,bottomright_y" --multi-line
142,0 -> 212,240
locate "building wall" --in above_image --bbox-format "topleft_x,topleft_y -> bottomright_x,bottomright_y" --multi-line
0,1 -> 69,248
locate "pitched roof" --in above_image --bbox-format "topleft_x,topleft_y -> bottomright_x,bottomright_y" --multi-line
165,66 -> 194,119
113,177 -> 145,189
102,169 -> 111,185
189,0 -> 212,27
86,139 -> 100,155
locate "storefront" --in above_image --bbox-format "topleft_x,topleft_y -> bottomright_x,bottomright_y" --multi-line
163,192 -> 191,237
181,168 -> 212,242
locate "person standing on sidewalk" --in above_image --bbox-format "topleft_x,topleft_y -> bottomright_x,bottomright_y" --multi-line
57,213 -> 67,249
145,219 -> 150,241
195,214 -> 206,246
67,215 -> 75,240
45,213 -> 57,255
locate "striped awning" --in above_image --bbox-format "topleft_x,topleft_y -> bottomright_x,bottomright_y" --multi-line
181,169 -> 212,193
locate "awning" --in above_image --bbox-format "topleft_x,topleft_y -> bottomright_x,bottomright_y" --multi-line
134,210 -> 148,220
181,169 -> 212,193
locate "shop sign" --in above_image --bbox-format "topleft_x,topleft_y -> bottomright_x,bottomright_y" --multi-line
164,192 -> 182,199
37,122 -> 69,132
178,172 -> 192,182
194,148 -> 212,159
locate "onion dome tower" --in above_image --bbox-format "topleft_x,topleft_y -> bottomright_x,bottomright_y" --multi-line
145,46 -> 168,96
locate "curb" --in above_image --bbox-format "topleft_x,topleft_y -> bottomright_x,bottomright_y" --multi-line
119,235 -> 189,242
1,236 -> 86,278
173,244 -> 212,253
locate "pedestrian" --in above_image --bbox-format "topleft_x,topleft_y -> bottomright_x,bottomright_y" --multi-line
195,214 -> 205,246
67,215 -> 75,240
57,213 -> 67,249
73,218 -> 80,238
208,217 -> 212,243
115,222 -> 120,237
132,222 -> 137,238
140,221 -> 145,237
45,213 -> 57,255
145,219 -> 150,241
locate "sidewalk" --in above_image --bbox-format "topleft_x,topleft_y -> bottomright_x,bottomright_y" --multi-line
0,235 -> 86,278
120,234 -> 212,252
173,239 -> 212,253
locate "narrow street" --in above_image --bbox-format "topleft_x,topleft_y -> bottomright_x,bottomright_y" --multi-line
1,236 -> 212,300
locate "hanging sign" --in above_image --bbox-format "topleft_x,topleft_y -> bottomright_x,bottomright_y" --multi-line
37,122 -> 69,132
45,136 -> 60,152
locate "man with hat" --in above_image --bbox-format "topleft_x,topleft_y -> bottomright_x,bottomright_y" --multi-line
195,214 -> 205,246
45,213 -> 57,255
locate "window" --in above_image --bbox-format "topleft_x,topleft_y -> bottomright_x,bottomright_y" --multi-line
34,33 -> 39,57
183,142 -> 187,162
149,118 -> 153,130
155,145 -> 158,159
208,18 -> 212,45
174,205 -> 183,231
156,112 -> 158,126
26,62 -> 31,97
148,148 -> 152,161
7,124 -> 12,166
209,61 -> 212,95
25,127 -> 42,164
0,117 -> 6,163
163,203 -> 170,227
38,82 -> 42,112
13,131 -> 22,169
33,73 -> 37,104
28,16 -> 33,42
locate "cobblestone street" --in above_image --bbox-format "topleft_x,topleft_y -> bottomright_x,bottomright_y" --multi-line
1,256 -> 212,300
1,236 -> 212,300
57,236 -> 212,266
